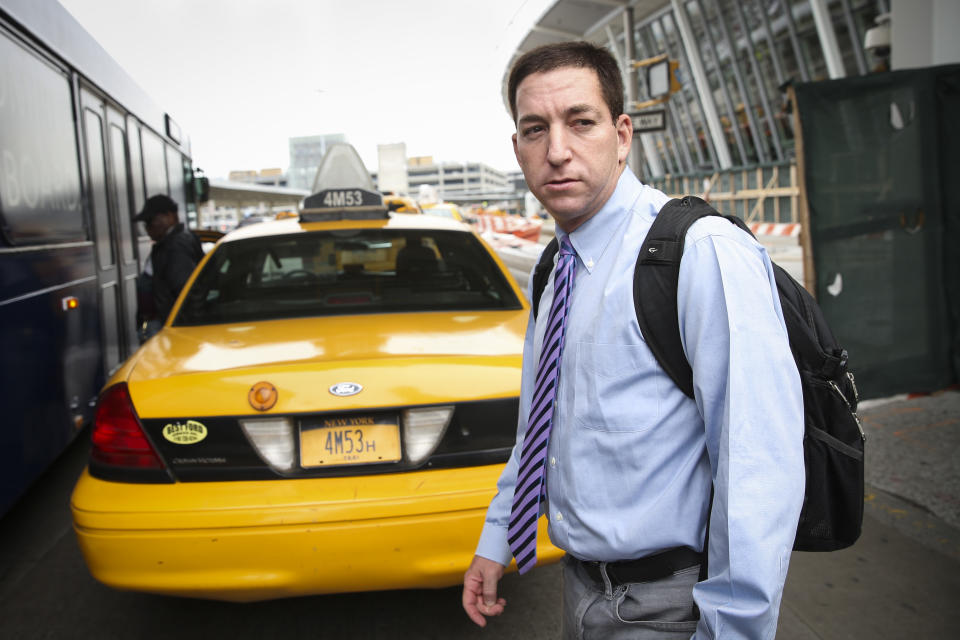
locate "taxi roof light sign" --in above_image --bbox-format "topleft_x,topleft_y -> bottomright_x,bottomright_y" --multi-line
301,143 -> 387,222
309,143 -> 376,192
301,187 -> 388,221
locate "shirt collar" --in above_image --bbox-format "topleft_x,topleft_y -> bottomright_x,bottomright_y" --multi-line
557,168 -> 643,274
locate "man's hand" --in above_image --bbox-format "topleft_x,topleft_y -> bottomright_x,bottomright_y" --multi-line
462,555 -> 507,627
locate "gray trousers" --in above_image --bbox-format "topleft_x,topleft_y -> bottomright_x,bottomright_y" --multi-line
561,554 -> 701,640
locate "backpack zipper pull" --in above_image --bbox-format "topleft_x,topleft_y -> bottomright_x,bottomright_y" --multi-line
829,379 -> 866,441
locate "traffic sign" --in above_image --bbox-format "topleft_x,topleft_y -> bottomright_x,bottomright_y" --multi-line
632,109 -> 667,132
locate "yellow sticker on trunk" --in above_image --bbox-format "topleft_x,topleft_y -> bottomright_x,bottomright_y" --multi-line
162,420 -> 208,444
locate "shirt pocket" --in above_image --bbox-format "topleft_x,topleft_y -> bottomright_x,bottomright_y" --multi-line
572,342 -> 660,432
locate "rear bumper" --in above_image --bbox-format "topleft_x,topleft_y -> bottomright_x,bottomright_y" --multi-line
71,464 -> 561,602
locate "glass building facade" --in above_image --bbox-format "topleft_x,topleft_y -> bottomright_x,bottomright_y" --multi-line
508,0 -> 891,218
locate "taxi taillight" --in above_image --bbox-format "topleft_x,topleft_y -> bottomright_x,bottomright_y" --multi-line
91,383 -> 164,469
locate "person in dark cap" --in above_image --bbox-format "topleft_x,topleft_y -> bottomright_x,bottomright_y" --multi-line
135,194 -> 203,340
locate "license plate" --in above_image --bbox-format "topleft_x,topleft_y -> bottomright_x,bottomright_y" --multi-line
300,415 -> 401,467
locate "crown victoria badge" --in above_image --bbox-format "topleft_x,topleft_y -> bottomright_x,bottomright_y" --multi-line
329,382 -> 363,397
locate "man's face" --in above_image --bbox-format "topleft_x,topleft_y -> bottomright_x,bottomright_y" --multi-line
145,211 -> 175,242
512,67 -> 632,232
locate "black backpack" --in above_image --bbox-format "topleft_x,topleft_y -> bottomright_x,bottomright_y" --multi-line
532,196 -> 864,552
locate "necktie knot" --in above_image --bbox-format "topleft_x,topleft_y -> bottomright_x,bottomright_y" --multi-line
558,237 -> 575,258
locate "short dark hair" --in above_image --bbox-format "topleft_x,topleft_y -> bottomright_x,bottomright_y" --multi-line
136,194 -> 178,222
507,41 -> 624,123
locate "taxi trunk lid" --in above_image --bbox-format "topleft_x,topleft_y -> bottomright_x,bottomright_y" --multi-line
126,311 -> 527,418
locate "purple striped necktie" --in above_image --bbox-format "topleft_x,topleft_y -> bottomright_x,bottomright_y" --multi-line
508,236 -> 576,574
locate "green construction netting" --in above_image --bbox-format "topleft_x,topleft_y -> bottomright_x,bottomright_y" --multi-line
796,64 -> 959,400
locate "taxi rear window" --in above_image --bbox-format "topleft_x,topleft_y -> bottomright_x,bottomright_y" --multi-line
174,229 -> 522,325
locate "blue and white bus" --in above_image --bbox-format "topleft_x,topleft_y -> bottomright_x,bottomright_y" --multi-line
0,0 -> 202,515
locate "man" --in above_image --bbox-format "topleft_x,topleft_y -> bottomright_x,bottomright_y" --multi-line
462,42 -> 804,639
135,194 -> 203,339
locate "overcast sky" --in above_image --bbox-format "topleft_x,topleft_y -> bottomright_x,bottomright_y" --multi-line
57,0 -> 553,179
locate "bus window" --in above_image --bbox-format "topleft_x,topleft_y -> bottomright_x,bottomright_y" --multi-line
166,144 -> 186,215
0,30 -> 83,244
141,128 -> 167,204
83,110 -> 114,270
109,124 -> 135,264
126,117 -> 146,216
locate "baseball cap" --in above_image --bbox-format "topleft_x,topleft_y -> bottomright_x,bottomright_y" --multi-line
136,194 -> 178,222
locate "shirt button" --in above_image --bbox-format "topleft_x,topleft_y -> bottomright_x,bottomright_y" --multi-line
550,456 -> 556,467
555,512 -> 563,522
586,258 -> 595,268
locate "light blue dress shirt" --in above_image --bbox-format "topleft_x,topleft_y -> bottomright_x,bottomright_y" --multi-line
476,168 -> 805,639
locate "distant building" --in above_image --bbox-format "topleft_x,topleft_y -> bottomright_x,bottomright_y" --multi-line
372,156 -> 512,203
288,133 -> 348,190
227,168 -> 286,186
377,143 -> 409,195
407,160 -> 510,201
506,169 -> 527,193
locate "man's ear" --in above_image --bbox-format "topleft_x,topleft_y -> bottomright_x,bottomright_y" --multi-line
512,132 -> 520,165
615,114 -> 632,164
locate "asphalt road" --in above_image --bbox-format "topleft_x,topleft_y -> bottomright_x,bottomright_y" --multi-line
1,392 -> 957,639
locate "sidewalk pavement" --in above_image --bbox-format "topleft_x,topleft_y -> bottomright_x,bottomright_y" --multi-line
777,388 -> 960,638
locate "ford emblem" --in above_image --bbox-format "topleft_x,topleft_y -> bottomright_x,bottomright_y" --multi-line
329,382 -> 363,397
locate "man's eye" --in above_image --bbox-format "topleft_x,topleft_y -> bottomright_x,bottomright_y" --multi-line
573,119 -> 595,128
522,125 -> 545,137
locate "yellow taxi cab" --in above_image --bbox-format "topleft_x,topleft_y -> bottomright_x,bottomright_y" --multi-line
421,202 -> 464,222
382,193 -> 421,213
70,144 -> 562,602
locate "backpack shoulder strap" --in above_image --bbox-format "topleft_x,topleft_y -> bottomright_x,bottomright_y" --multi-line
635,196 -> 743,398
531,237 -> 559,319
